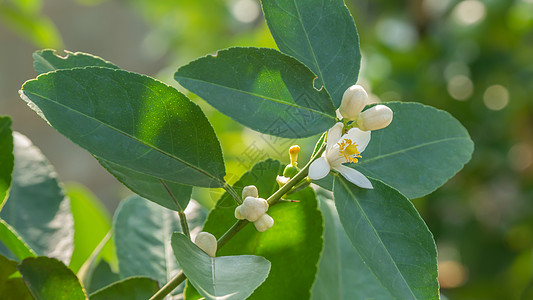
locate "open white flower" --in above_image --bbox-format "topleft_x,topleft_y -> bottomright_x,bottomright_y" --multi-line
308,122 -> 373,189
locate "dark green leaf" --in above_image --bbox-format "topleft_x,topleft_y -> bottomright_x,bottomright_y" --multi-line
0,277 -> 33,300
0,132 -> 74,263
172,233 -> 271,300
261,0 -> 361,107
0,116 -> 14,208
0,253 -> 18,282
352,102 -> 474,199
97,158 -> 192,211
333,176 -> 439,299
67,183 -> 114,273
0,219 -> 36,261
89,277 -> 159,300
18,256 -> 87,300
185,159 -> 323,300
175,47 -> 336,138
33,49 -> 118,75
20,67 -> 226,188
312,192 -> 392,300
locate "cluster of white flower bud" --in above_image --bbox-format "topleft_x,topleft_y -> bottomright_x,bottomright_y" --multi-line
338,84 -> 393,131
194,231 -> 217,257
234,185 -> 274,232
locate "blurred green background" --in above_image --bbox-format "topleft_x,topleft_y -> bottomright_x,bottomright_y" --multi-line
1,0 -> 533,298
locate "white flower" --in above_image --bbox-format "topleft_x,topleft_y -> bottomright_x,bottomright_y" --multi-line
239,196 -> 269,222
308,122 -> 373,189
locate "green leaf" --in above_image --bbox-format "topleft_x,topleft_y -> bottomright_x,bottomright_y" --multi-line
333,176 -> 439,300
97,158 -> 192,211
113,196 -> 205,286
0,277 -> 33,300
89,277 -> 159,300
0,132 -> 74,263
18,256 -> 87,299
67,183 -> 114,273
33,49 -> 119,75
0,116 -> 14,208
175,47 -> 336,138
0,219 -> 36,261
185,159 -> 323,300
312,192 -> 392,300
20,67 -> 226,188
172,233 -> 271,300
0,253 -> 18,282
29,50 -> 194,211
352,102 -> 474,199
261,0 -> 361,107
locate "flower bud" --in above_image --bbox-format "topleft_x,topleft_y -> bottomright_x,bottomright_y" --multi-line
234,205 -> 245,220
289,145 -> 300,166
195,232 -> 217,257
283,165 -> 299,178
276,175 -> 290,188
339,85 -> 368,121
254,214 -> 274,232
242,185 -> 258,199
240,197 -> 269,222
357,105 -> 393,131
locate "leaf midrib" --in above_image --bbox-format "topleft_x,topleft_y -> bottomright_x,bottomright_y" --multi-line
336,177 -> 417,300
175,76 -> 335,120
21,90 -> 223,185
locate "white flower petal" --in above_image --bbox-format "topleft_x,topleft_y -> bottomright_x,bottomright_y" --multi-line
308,157 -> 331,180
334,165 -> 373,189
326,122 -> 343,150
335,108 -> 343,120
343,128 -> 371,153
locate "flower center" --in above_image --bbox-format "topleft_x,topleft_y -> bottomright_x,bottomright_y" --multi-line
337,139 -> 362,163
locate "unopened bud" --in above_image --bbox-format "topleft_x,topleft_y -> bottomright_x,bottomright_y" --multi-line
242,185 -> 258,199
276,175 -> 290,188
240,197 -> 269,222
234,206 -> 245,220
357,105 -> 393,131
254,214 -> 274,232
339,85 -> 368,121
195,232 -> 217,257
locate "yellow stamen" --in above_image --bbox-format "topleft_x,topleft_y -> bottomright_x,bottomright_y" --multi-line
337,139 -> 362,163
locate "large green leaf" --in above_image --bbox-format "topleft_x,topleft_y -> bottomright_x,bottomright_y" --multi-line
333,176 -> 439,299
312,191 -> 392,300
352,102 -> 474,199
0,132 -> 74,263
29,50 -> 194,211
172,233 -> 271,300
85,260 -> 120,294
0,116 -> 14,208
33,49 -> 119,75
97,158 -> 192,211
20,67 -> 226,188
261,0 -> 360,107
89,277 -> 159,300
185,159 -> 323,299
67,183 -> 115,273
175,47 -> 336,138
18,256 -> 87,300
0,219 -> 36,261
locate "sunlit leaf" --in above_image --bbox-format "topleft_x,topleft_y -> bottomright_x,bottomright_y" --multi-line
33,49 -> 118,75
175,47 -> 336,138
20,67 -> 226,188
0,116 -> 14,209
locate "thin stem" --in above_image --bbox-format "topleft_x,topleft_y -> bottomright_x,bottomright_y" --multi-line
223,183 -> 242,205
149,272 -> 186,300
179,211 -> 191,239
149,143 -> 327,300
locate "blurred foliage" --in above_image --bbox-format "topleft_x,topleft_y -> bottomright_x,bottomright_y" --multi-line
0,0 -> 63,48
3,0 -> 533,298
